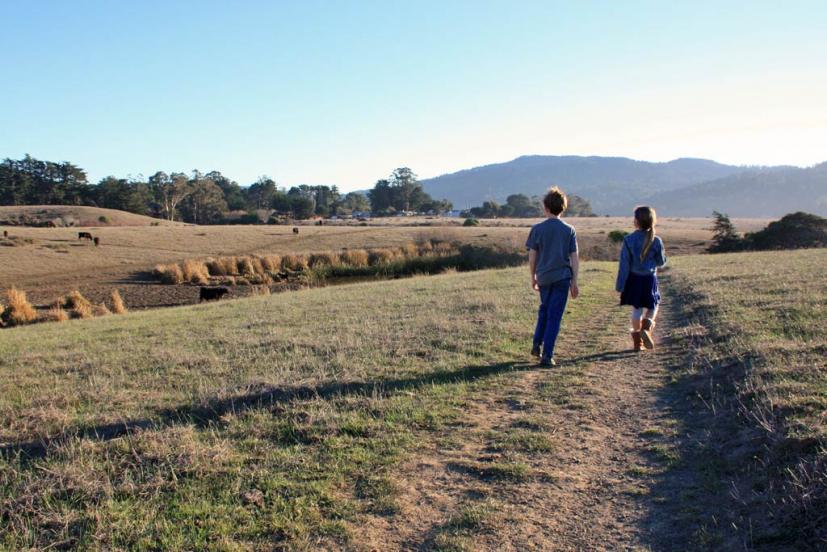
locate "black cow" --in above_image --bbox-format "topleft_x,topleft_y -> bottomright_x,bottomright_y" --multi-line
78,232 -> 93,241
2,230 -> 7,238
292,227 -> 299,234
199,286 -> 229,302
93,237 -> 100,247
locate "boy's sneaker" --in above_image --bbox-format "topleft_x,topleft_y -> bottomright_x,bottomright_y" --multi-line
531,344 -> 541,357
539,357 -> 556,368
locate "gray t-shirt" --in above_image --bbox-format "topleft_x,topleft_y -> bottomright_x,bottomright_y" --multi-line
525,217 -> 578,286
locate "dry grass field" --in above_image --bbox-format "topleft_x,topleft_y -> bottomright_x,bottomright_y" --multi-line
1,214 -> 767,311
0,248 -> 823,549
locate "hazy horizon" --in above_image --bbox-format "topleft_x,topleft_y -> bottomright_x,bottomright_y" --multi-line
2,1 -> 825,191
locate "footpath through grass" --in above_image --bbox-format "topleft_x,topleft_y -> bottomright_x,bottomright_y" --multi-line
666,249 -> 826,547
0,263 -> 615,549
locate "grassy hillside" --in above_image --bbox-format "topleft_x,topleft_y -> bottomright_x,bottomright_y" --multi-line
667,249 -> 826,545
0,265 -> 596,548
0,205 -> 183,227
2,251 -> 824,549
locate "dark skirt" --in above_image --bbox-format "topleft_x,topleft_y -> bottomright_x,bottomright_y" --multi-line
620,272 -> 661,309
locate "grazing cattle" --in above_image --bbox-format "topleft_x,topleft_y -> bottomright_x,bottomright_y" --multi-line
2,230 -> 7,238
316,219 -> 324,226
93,237 -> 100,247
78,232 -> 93,241
199,286 -> 229,302
292,227 -> 299,234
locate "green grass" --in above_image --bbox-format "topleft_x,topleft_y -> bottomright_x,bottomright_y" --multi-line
0,263 -> 618,549
667,248 -> 827,545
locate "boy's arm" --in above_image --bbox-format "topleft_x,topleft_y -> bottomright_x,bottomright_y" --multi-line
529,249 -> 539,291
570,250 -> 580,298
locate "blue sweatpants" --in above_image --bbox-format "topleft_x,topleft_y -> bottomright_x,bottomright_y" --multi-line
533,278 -> 571,360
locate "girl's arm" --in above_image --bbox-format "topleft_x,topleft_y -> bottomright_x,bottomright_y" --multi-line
615,239 -> 630,292
654,237 -> 667,267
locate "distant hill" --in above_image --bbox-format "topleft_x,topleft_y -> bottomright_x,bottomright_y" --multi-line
644,163 -> 827,217
420,155 -> 746,213
0,206 -> 184,227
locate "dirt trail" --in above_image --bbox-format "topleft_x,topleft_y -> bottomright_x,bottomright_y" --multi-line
359,296 -> 689,551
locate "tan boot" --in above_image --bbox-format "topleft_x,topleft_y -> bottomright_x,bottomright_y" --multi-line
632,331 -> 642,352
641,319 -> 656,350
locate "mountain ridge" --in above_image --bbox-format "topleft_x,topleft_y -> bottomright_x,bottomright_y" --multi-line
419,155 -> 822,216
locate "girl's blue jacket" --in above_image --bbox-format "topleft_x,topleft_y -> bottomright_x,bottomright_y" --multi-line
615,230 -> 667,292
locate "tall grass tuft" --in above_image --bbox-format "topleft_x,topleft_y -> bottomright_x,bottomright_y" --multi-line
153,264 -> 184,284
308,251 -> 339,268
3,287 -> 37,326
205,258 -> 227,276
65,290 -> 93,319
261,254 -> 282,273
182,259 -> 210,285
110,290 -> 127,314
250,285 -> 271,296
237,257 -> 256,277
93,303 -> 111,316
45,301 -> 69,322
341,249 -> 369,267
368,249 -> 398,265
282,254 -> 308,271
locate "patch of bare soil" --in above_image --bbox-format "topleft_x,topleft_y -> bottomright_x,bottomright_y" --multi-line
357,296 -> 712,551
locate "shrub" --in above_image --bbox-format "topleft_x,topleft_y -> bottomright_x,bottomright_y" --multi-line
607,230 -> 628,244
746,212 -> 827,251
182,259 -> 210,285
308,252 -> 339,268
98,215 -> 110,224
3,287 -> 37,326
153,264 -> 184,284
341,249 -> 369,267
463,218 -> 479,227
45,301 -> 69,322
110,290 -> 127,314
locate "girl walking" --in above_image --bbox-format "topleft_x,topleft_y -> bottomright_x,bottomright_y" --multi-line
616,206 -> 667,351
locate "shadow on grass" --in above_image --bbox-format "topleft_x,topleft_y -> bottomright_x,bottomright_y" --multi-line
1,360 -> 536,463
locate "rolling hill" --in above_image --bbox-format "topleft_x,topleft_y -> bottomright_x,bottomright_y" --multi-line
0,205 -> 184,227
420,155 -> 827,216
420,155 -> 746,213
639,163 -> 827,217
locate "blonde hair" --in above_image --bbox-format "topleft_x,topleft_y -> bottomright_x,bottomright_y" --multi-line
634,206 -> 657,261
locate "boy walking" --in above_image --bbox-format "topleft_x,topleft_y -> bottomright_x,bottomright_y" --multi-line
526,186 -> 580,366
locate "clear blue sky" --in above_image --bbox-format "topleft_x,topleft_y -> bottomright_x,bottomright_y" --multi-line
2,0 -> 826,190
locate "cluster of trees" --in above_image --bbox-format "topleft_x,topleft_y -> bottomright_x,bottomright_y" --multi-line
1,156 -> 448,224
367,167 -> 452,215
709,211 -> 827,252
465,193 -> 594,218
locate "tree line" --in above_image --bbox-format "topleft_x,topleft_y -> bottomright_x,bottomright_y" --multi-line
465,193 -> 594,218
0,156 -> 454,224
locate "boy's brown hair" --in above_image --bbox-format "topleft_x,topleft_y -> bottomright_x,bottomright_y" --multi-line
543,186 -> 567,215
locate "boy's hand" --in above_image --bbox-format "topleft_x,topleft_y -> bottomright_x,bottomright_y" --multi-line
532,278 -> 540,292
570,281 -> 580,299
